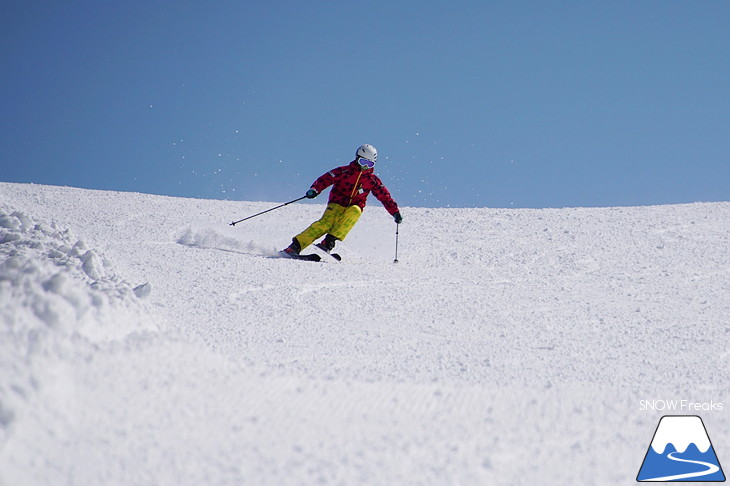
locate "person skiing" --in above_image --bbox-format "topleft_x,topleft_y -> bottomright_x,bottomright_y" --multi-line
281,144 -> 402,258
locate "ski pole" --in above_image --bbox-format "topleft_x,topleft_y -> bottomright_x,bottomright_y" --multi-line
229,196 -> 307,226
393,222 -> 400,263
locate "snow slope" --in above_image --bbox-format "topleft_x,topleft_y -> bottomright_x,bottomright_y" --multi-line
1,182 -> 728,485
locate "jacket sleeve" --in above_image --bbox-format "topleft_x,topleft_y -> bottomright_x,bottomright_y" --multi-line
311,166 -> 343,193
368,174 -> 399,215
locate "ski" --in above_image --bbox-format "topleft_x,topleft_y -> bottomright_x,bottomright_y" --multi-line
277,251 -> 322,262
314,243 -> 342,261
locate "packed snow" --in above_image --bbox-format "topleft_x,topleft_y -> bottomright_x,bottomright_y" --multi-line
1,182 -> 728,485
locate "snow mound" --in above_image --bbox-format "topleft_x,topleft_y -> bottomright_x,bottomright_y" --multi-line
0,205 -> 158,444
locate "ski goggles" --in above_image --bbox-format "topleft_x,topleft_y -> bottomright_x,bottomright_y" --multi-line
358,157 -> 375,169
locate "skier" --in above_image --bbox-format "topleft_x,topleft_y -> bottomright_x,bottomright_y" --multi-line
281,144 -> 402,258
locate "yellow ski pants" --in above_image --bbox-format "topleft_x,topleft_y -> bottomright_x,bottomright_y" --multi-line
295,203 -> 362,249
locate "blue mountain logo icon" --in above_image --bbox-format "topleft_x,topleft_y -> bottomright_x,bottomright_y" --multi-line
637,415 -> 725,482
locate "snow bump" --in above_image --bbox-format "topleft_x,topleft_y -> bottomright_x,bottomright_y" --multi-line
0,206 -> 159,448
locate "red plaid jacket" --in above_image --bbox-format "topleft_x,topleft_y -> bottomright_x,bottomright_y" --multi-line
311,161 -> 399,215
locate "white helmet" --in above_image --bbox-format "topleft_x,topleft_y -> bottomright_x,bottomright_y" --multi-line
356,144 -> 377,163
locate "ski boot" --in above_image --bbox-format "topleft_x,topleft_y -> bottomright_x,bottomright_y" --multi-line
315,234 -> 337,253
280,237 -> 302,258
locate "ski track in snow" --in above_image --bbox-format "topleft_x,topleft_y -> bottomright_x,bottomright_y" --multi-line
1,182 -> 729,485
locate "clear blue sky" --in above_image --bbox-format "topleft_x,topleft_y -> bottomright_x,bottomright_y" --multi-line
2,1 -> 729,208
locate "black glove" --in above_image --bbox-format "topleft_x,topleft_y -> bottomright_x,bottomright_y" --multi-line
305,188 -> 318,199
393,212 -> 403,224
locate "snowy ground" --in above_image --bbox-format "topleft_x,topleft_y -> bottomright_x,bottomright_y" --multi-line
1,182 -> 728,485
